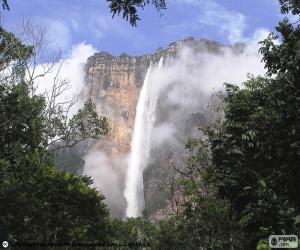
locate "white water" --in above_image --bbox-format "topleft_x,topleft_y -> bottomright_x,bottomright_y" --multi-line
124,58 -> 164,217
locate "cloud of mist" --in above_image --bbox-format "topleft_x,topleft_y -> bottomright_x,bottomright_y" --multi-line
83,150 -> 127,218
151,123 -> 177,148
147,42 -> 266,153
35,42 -> 96,116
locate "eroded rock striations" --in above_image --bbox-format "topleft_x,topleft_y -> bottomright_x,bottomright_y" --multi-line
81,37 -> 242,219
84,38 -> 226,156
84,52 -> 151,155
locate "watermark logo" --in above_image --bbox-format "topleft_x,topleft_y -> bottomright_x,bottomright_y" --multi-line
269,235 -> 298,248
2,241 -> 8,248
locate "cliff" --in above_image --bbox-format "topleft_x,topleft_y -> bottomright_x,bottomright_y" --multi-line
84,52 -> 150,155
81,37 -> 242,219
84,38 -> 226,156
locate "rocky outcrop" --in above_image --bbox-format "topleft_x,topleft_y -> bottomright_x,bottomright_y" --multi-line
84,52 -> 151,155
83,37 -> 241,219
84,38 -> 226,156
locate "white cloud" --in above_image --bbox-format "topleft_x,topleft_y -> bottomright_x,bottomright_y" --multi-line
196,8 -> 246,43
47,20 -> 72,50
169,0 -> 270,45
34,42 -> 97,116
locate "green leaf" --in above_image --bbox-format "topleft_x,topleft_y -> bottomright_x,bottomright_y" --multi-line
294,214 -> 300,225
257,240 -> 271,250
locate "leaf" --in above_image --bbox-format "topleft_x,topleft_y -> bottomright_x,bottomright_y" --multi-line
259,179 -> 266,188
294,214 -> 300,225
256,240 -> 271,250
24,216 -> 31,225
290,141 -> 300,148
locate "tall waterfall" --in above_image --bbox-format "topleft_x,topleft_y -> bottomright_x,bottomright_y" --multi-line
124,58 -> 164,218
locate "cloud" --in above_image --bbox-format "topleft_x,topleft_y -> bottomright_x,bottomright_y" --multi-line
195,3 -> 246,43
169,0 -> 270,45
47,19 -> 72,50
34,42 -> 96,115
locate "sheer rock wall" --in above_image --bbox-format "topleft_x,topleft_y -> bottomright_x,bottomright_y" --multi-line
83,38 -> 238,219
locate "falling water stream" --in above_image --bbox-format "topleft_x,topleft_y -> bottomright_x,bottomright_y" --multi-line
124,58 -> 164,218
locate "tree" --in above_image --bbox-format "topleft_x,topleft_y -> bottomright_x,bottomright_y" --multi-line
155,1 -> 300,247
107,0 -> 166,26
0,81 -> 111,246
1,0 -> 8,10
0,26 -> 111,246
110,217 -> 158,248
0,158 -> 110,246
51,99 -> 109,151
0,27 -> 33,85
152,138 -> 245,250
279,0 -> 300,14
0,22 -> 109,154
204,2 -> 300,247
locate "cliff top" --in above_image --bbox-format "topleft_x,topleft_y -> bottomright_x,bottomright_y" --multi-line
86,37 -> 246,66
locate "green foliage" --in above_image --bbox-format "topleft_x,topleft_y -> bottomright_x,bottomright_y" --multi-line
155,1 -> 300,248
0,27 -> 33,84
0,27 -> 33,64
156,188 -> 244,249
156,217 -> 188,250
154,138 -> 245,249
0,27 -> 111,246
0,157 -> 110,245
46,97 -> 109,154
67,99 -> 109,144
110,217 -> 158,248
256,240 -> 271,250
207,75 -> 300,247
279,0 -> 300,14
205,1 -> 300,247
107,0 -> 166,26
55,148 -> 85,174
0,83 -> 45,160
0,85 -> 111,245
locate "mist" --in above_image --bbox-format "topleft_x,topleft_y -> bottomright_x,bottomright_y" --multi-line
34,42 -> 96,116
83,150 -> 127,218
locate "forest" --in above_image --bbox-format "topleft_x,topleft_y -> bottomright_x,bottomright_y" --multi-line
0,0 -> 300,249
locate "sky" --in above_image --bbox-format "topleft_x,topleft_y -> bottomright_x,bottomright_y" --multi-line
0,0 -> 287,57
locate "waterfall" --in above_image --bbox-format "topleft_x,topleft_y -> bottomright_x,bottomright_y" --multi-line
124,58 -> 164,218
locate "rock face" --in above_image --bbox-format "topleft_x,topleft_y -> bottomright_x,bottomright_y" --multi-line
84,38 -> 225,156
83,37 -> 240,219
85,52 -> 151,155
